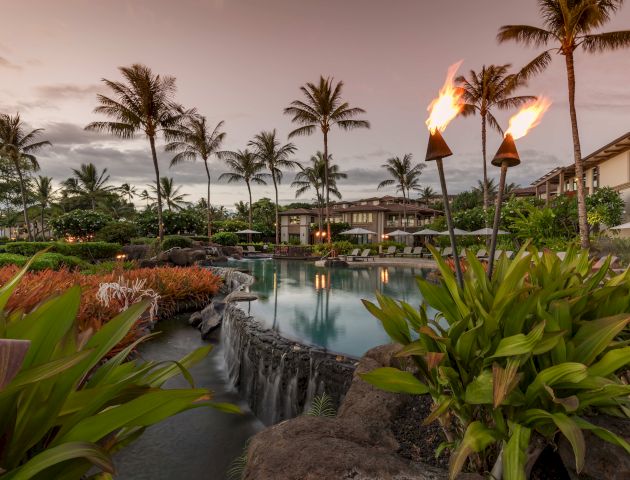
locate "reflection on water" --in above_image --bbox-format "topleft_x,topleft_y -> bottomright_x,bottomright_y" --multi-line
229,259 -> 427,357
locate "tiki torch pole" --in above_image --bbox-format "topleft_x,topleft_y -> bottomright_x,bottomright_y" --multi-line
426,128 -> 463,288
488,133 -> 520,279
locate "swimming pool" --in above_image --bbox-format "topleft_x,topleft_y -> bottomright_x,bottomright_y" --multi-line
228,259 -> 428,357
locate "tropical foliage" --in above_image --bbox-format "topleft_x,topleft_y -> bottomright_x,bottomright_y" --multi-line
377,154 -> 425,230
50,210 -> 112,239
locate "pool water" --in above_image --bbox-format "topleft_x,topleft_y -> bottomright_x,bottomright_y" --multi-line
229,259 -> 428,358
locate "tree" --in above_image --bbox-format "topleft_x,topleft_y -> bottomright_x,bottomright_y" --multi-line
419,186 -> 437,206
149,177 -> 189,211
166,114 -> 226,237
139,189 -> 150,208
586,186 -> 624,230
498,0 -> 630,249
248,130 -> 298,244
285,76 -> 369,243
0,114 -> 51,241
118,183 -> 137,203
250,198 -> 277,238
218,149 -> 269,238
456,64 -> 536,213
377,154 -> 425,231
62,163 -> 113,210
33,175 -> 56,240
292,152 -> 346,240
86,63 -> 185,242
473,178 -> 499,201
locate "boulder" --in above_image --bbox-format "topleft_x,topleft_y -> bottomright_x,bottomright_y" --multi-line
558,414 -> 630,480
243,343 -> 446,480
122,244 -> 152,260
224,291 -> 258,303
199,301 -> 226,338
188,310 -> 202,328
168,248 -> 206,266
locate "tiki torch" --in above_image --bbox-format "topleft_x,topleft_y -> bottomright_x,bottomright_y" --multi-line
425,62 -> 465,288
487,98 -> 551,279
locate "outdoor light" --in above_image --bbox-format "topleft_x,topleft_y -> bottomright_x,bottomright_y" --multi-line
424,62 -> 465,288
487,98 -> 551,279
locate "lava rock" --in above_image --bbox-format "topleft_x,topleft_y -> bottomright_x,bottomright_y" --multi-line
168,248 -> 206,266
199,301 -> 226,338
188,310 -> 202,328
122,244 -> 152,260
224,291 -> 258,303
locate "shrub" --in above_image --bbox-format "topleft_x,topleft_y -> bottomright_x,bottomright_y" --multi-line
586,187 -> 624,230
4,241 -> 121,261
130,237 -> 156,245
361,246 -> 630,479
0,253 -> 27,268
0,263 -> 233,478
160,235 -> 194,250
81,260 -> 137,275
50,210 -> 112,239
97,220 -> 138,245
211,232 -> 239,246
0,252 -> 87,271
135,209 -> 206,236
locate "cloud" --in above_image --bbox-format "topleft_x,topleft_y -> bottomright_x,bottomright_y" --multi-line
0,56 -> 21,70
43,122 -> 107,145
35,83 -> 105,100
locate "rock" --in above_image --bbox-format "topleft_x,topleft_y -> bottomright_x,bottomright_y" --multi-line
242,343 -> 444,480
138,259 -> 160,268
168,248 -> 206,266
122,244 -> 151,260
188,310 -> 202,327
199,301 -> 226,338
224,291 -> 258,303
558,414 -> 630,480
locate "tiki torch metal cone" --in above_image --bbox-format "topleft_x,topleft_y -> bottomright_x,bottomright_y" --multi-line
491,133 -> 520,168
426,129 -> 453,162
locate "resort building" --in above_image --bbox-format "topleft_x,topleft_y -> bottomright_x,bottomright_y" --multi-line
279,195 -> 441,245
531,132 -> 630,217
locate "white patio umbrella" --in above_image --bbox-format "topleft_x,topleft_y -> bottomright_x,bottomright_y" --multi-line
413,228 -> 440,236
610,222 -> 630,230
340,228 -> 377,235
235,229 -> 261,234
470,227 -> 509,235
386,230 -> 411,237
439,228 -> 472,236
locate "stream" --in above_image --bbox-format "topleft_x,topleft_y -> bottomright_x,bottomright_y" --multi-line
113,314 -> 264,479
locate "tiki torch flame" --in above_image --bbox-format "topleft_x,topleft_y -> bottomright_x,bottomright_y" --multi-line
505,97 -> 551,140
425,61 -> 464,133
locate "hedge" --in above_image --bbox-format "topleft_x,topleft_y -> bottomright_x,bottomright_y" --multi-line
0,253 -> 87,271
160,235 -> 194,250
4,242 -> 121,261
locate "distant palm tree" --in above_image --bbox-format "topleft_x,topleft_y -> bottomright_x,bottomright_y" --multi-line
218,149 -> 269,236
118,183 -> 137,203
149,177 -> 189,212
139,189 -> 150,208
86,64 -> 185,242
498,0 -> 630,249
33,175 -> 56,240
166,114 -> 226,237
377,154 -> 425,231
285,76 -> 369,243
292,152 -> 346,240
505,182 -> 521,197
234,201 -> 249,221
456,64 -> 536,212
63,163 -> 113,210
0,113 -> 51,241
474,178 -> 499,201
419,186 -> 437,206
248,130 -> 299,244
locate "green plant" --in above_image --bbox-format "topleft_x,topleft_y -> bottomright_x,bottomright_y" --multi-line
0,254 -> 27,268
97,221 -> 138,245
211,232 -> 239,246
160,235 -> 194,251
135,209 -> 206,237
586,187 -> 624,230
0,253 -> 87,271
130,237 -> 156,245
80,260 -> 136,275
0,259 -> 238,478
306,392 -> 336,417
50,210 -> 112,239
361,245 -> 630,479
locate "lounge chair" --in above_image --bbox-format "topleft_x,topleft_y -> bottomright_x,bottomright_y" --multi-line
410,246 -> 423,257
476,249 -> 487,259
459,248 -> 467,258
342,248 -> 361,261
244,245 -> 258,256
400,247 -> 413,257
556,251 -> 567,261
383,246 -> 397,257
355,248 -> 375,262
441,247 -> 452,257
592,255 -> 620,271
505,251 -> 514,259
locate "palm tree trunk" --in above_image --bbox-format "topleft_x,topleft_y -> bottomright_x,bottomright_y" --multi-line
272,174 -> 280,245
91,197 -> 96,210
323,130 -> 331,245
204,159 -> 212,238
40,207 -> 46,240
14,159 -> 32,241
402,187 -> 408,232
149,135 -> 164,243
565,51 -> 589,249
481,113 -> 489,215
247,181 -> 253,243
317,191 -> 323,244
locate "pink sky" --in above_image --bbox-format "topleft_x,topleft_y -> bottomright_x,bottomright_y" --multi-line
1,0 -> 629,207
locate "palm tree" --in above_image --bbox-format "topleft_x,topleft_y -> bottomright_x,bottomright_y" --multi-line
86,63 -> 185,242
291,152 -> 346,240
166,114 -> 226,237
63,163 -> 113,210
498,0 -> 630,249
377,154 -> 425,231
139,189 -> 150,208
284,76 -> 369,243
149,177 -> 189,211
33,175 -> 56,240
474,178 -> 499,201
0,113 -> 51,241
456,64 -> 536,212
218,149 -> 269,237
419,186 -> 437,206
118,183 -> 137,203
248,130 -> 299,244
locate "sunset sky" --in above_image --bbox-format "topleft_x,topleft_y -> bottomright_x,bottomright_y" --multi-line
1,0 -> 629,208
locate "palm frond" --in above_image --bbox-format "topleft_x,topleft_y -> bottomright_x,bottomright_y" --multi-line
306,392 -> 336,417
581,30 -> 630,52
497,25 -> 556,47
